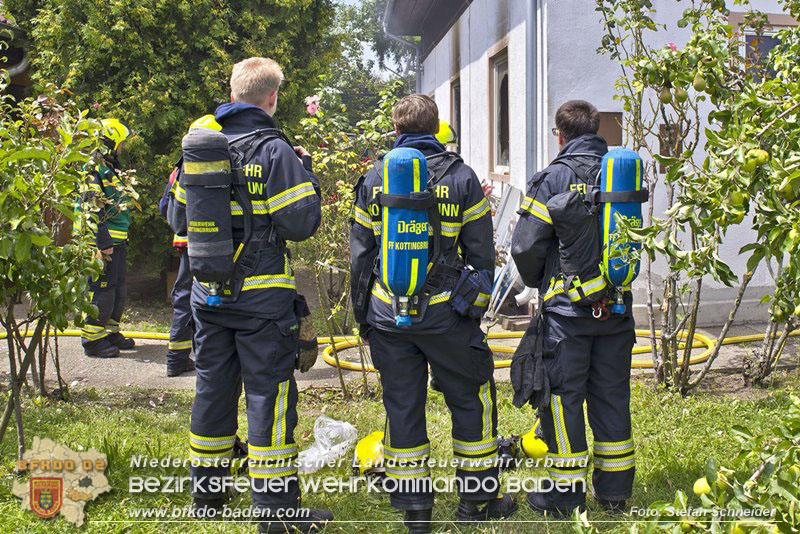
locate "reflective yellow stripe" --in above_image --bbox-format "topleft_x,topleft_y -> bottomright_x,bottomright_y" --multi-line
408,258 -> 419,295
603,158 -> 614,276
381,159 -> 390,289
169,340 -> 192,351
474,292 -> 490,307
175,184 -> 186,205
594,454 -> 635,472
108,229 -> 128,240
353,206 -> 372,230
463,198 -> 490,224
428,291 -> 451,305
593,439 -> 635,455
272,380 -> 290,446
241,274 -> 296,291
267,182 -> 316,213
551,394 -> 571,454
621,159 -> 641,286
479,382 -> 492,442
520,196 -> 552,224
230,200 -> 269,215
441,220 -> 462,237
183,160 -> 231,175
544,276 -> 607,302
371,285 -> 392,304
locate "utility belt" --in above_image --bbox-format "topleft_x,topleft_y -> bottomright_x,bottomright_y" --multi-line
369,257 -> 491,322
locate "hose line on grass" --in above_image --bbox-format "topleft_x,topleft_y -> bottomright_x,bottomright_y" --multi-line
2,328 -> 797,373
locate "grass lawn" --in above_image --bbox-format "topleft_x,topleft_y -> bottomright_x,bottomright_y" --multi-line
1,371 -> 798,533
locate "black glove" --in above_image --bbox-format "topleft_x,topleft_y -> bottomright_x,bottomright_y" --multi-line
510,314 -> 550,409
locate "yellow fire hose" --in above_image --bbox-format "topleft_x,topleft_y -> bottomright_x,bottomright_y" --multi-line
2,328 -> 797,374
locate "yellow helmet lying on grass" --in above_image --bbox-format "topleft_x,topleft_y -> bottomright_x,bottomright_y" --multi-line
521,420 -> 548,460
100,118 -> 131,151
354,431 -> 385,475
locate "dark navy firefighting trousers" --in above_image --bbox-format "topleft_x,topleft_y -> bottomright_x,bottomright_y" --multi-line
368,316 -> 500,510
167,251 -> 194,367
82,242 -> 127,347
537,312 -> 636,506
189,307 -> 300,510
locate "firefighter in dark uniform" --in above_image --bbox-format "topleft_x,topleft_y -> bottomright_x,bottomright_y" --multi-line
79,118 -> 136,358
350,95 -> 516,533
160,162 -> 196,377
511,100 -> 636,516
167,58 -> 331,532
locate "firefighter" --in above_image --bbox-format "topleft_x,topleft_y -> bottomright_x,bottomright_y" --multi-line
79,118 -> 136,358
167,57 -> 330,533
350,95 -> 516,533
511,100 -> 636,516
159,162 -> 197,377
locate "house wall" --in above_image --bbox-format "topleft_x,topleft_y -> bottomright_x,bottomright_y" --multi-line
420,0 -> 528,191
419,0 -> 789,325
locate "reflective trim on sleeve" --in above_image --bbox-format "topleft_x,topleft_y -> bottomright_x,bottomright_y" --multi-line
175,184 -> 186,205
441,220 -> 462,237
267,182 -> 316,213
353,206 -> 373,230
463,198 -> 490,225
108,229 -> 128,241
520,196 -> 552,224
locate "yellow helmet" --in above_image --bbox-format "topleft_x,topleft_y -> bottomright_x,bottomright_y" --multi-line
100,118 -> 131,151
521,421 -> 548,460
190,114 -> 222,131
435,120 -> 457,145
354,431 -> 384,474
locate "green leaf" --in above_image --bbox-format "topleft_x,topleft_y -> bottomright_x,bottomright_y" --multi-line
15,233 -> 31,262
705,457 -> 718,485
29,234 -> 53,247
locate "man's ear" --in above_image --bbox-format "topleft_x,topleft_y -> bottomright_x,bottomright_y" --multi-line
558,131 -> 566,147
395,127 -> 400,136
269,90 -> 278,107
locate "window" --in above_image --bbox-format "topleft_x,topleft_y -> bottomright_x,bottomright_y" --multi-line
743,30 -> 780,81
450,78 -> 461,145
490,50 -> 510,177
598,112 -> 623,147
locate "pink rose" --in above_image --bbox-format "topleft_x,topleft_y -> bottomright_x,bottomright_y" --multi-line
667,42 -> 678,51
306,102 -> 320,115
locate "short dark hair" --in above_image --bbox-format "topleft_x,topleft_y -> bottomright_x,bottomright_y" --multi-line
555,100 -> 600,142
393,94 -> 439,135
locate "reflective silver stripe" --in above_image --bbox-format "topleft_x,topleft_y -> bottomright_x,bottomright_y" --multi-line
456,454 -> 498,469
429,291 -> 451,305
594,456 -> 636,471
452,437 -> 498,454
191,436 -> 235,448
384,446 -> 430,460
169,340 -> 192,351
593,440 -> 634,454
248,444 -> 298,457
463,198 -> 490,224
552,394 -> 570,453
249,464 -> 298,478
441,221 -> 462,237
231,200 -> 269,215
267,182 -> 316,212
386,465 -> 430,478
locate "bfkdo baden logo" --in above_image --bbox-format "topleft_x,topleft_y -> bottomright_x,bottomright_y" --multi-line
13,437 -> 111,526
30,477 -> 63,518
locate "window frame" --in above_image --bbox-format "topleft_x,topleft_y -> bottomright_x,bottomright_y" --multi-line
489,46 -> 510,182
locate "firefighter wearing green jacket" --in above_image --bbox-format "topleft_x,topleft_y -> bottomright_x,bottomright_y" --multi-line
80,118 -> 136,358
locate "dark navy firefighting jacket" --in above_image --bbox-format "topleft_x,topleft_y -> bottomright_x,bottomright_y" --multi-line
511,133 -> 631,318
349,134 -> 495,334
168,103 -> 321,319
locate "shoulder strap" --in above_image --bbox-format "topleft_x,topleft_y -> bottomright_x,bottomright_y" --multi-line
426,151 -> 462,186
551,153 -> 602,184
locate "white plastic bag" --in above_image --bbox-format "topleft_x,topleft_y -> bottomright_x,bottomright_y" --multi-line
297,416 -> 357,474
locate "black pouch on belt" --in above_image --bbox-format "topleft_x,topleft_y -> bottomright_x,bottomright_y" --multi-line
449,268 -> 492,319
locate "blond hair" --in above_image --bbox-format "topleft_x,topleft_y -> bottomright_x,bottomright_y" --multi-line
230,57 -> 284,105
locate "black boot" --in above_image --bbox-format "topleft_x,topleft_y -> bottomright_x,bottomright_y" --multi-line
259,508 -> 333,533
527,490 -> 585,519
166,358 -> 195,377
192,496 -> 225,519
84,339 -> 120,358
456,493 -> 517,522
403,508 -> 432,534
598,499 -> 626,514
107,332 -> 136,350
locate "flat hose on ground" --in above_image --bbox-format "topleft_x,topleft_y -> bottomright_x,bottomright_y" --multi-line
2,329 -> 797,373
